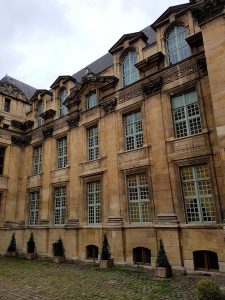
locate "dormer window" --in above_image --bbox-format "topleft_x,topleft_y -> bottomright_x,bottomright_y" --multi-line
121,50 -> 138,87
4,98 -> 11,113
59,88 -> 68,116
37,101 -> 44,127
86,92 -> 97,109
166,25 -> 190,65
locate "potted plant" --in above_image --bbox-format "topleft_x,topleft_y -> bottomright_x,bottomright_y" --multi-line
100,233 -> 114,268
155,239 -> 172,278
7,233 -> 17,257
53,238 -> 65,264
27,232 -> 37,260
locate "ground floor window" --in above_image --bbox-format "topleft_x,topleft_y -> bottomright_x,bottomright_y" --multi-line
29,191 -> 39,225
86,245 -> 98,260
133,247 -> 151,265
193,250 -> 219,271
54,187 -> 66,225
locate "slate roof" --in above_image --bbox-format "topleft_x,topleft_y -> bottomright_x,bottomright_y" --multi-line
0,75 -> 36,101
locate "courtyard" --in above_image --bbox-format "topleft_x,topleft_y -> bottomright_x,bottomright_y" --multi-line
0,257 -> 224,299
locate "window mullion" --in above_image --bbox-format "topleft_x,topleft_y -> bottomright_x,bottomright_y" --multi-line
193,166 -> 203,222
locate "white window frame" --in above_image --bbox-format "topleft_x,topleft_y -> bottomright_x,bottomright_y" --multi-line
33,145 -> 42,175
88,126 -> 99,161
127,173 -> 151,223
166,25 -> 190,65
57,137 -> 67,169
37,101 -> 44,127
180,163 -> 216,223
87,181 -> 101,224
29,191 -> 39,226
125,111 -> 143,151
172,91 -> 202,138
87,92 -> 97,109
54,186 -> 66,225
121,50 -> 138,87
59,89 -> 68,116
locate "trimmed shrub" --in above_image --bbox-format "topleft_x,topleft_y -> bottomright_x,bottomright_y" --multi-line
7,233 -> 16,252
53,238 -> 65,257
27,233 -> 36,254
196,278 -> 222,300
100,233 -> 111,260
156,239 -> 170,268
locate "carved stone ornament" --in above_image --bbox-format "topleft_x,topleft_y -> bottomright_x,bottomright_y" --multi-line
192,0 -> 225,24
66,114 -> 80,129
42,125 -> 54,139
24,120 -> 34,130
142,76 -> 163,96
11,134 -> 32,147
11,120 -> 34,130
40,109 -> 56,120
197,58 -> 208,75
0,82 -> 25,100
100,98 -> 117,114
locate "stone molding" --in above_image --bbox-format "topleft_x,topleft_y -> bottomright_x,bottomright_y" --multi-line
100,97 -> 117,114
142,76 -> 163,97
42,125 -> 54,139
192,0 -> 225,24
66,114 -> 80,129
11,134 -> 32,147
0,82 -> 25,100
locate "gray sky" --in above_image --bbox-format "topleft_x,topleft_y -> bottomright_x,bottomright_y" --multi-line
0,0 -> 188,89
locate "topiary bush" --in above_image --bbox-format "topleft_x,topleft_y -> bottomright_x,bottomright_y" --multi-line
100,233 -> 111,260
7,233 -> 17,252
27,232 -> 36,254
156,239 -> 170,268
196,278 -> 222,300
53,238 -> 65,257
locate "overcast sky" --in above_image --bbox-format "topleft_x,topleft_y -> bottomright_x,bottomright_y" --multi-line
0,0 -> 188,89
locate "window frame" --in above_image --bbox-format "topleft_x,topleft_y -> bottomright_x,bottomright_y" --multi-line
59,88 -> 68,117
166,25 -> 191,65
121,49 -> 138,87
29,190 -> 40,226
87,126 -> 99,161
32,145 -> 42,176
4,98 -> 11,113
124,111 -> 144,151
172,91 -> 202,139
87,181 -> 101,224
54,186 -> 66,225
37,101 -> 44,127
57,137 -> 67,169
86,91 -> 97,109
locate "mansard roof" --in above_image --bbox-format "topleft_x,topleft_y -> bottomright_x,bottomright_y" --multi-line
151,3 -> 190,30
0,75 -> 36,101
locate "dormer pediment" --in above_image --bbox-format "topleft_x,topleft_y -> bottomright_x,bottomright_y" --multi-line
151,3 -> 190,30
109,31 -> 148,54
30,89 -> 53,102
50,75 -> 77,89
0,82 -> 26,102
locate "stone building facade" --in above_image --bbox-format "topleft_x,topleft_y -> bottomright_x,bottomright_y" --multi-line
0,0 -> 225,273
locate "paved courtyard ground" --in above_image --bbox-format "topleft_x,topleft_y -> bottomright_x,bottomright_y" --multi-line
0,257 -> 224,300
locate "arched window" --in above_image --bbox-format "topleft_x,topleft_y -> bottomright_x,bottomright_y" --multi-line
59,88 -> 68,116
133,247 -> 151,265
37,101 -> 44,127
193,250 -> 219,271
86,245 -> 99,260
121,50 -> 138,87
166,25 -> 190,65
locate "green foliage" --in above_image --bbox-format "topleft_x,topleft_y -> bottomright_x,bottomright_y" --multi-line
27,233 -> 36,254
53,238 -> 65,257
156,240 -> 170,268
101,233 -> 111,260
7,233 -> 16,252
196,278 -> 222,300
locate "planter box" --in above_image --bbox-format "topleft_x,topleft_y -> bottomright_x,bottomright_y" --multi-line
155,266 -> 172,278
6,251 -> 17,257
27,253 -> 37,260
100,259 -> 114,269
53,256 -> 65,264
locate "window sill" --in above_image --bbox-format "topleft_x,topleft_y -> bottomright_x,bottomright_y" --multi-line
165,128 -> 209,143
180,222 -> 222,229
118,144 -> 149,154
52,165 -> 70,172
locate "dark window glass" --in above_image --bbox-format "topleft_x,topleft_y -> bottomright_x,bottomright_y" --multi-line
86,245 -> 98,259
4,98 -> 11,112
0,147 -> 5,175
133,247 -> 151,265
193,250 -> 219,271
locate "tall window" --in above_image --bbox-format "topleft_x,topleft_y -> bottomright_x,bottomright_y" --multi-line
33,145 -> 42,175
59,88 -> 68,116
180,163 -> 216,223
57,137 -> 67,169
87,181 -> 101,224
121,50 -> 138,87
87,92 -> 97,109
88,126 -> 99,161
0,147 -> 5,175
29,191 -> 39,226
166,25 -> 190,65
37,101 -> 44,127
125,112 -> 143,150
127,173 -> 151,223
54,187 -> 66,225
172,91 -> 202,138
4,98 -> 11,112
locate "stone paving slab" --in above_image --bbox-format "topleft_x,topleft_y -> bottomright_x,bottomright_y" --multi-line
0,257 -> 224,300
